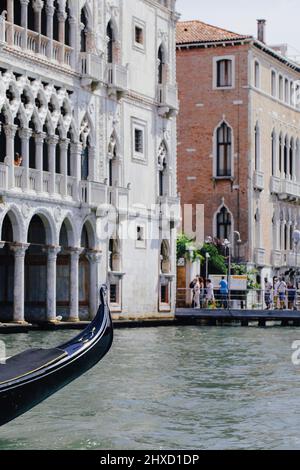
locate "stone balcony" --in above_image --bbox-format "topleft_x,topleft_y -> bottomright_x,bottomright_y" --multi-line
106,64 -> 128,97
253,170 -> 264,191
254,248 -> 266,267
158,195 -> 181,224
80,53 -> 104,85
157,84 -> 179,117
108,186 -> 129,216
271,249 -> 282,268
3,21 -> 73,69
270,176 -> 300,201
0,162 -> 107,208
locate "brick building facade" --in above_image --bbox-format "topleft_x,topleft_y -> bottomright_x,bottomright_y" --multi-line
177,20 -> 300,280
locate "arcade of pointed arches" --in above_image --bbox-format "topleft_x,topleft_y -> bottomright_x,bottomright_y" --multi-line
0,206 -> 100,323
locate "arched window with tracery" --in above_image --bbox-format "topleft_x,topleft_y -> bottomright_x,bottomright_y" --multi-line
13,0 -> 21,26
158,141 -> 168,197
29,118 -> 36,169
107,21 -> 114,63
0,110 -> 7,163
216,206 -> 232,241
53,0 -> 59,41
80,117 -> 91,181
158,44 -> 165,85
80,7 -> 88,53
108,133 -> 118,187
216,122 -> 232,177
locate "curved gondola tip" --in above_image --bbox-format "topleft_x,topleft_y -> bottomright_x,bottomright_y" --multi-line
100,284 -> 108,306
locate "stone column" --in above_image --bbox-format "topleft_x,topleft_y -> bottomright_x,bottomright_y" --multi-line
86,251 -> 102,319
35,132 -> 45,192
4,124 -> 17,188
280,137 -> 285,179
46,246 -> 60,322
32,0 -> 43,53
88,145 -> 96,181
57,10 -> 66,63
6,0 -> 14,45
20,0 -> 29,49
47,135 -> 58,195
71,142 -> 82,200
68,16 -> 76,69
20,127 -> 32,191
10,243 -> 29,324
60,138 -> 69,198
292,141 -> 296,181
68,248 -> 83,322
46,0 -> 54,59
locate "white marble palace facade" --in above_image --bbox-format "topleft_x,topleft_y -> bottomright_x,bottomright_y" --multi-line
0,0 -> 179,322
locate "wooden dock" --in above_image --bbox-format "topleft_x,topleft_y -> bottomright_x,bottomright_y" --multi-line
175,308 -> 300,327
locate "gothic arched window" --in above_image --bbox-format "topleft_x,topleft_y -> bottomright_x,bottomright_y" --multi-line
216,122 -> 232,177
158,45 -> 164,85
107,21 -> 114,63
80,8 -> 88,53
158,141 -> 168,196
216,206 -> 231,240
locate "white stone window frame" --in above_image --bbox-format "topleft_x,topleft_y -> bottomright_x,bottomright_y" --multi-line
132,17 -> 146,53
254,59 -> 261,89
131,118 -> 147,163
213,55 -> 235,91
135,222 -> 147,249
212,119 -> 235,180
271,68 -> 277,98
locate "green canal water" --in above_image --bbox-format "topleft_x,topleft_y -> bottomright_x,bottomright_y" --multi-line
1,326 -> 300,450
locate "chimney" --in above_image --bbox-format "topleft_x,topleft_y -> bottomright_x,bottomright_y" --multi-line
257,19 -> 266,43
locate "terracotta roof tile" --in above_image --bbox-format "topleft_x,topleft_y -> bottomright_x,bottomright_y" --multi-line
177,20 -> 251,45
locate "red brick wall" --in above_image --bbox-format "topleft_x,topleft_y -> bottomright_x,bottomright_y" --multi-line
176,44 -> 250,260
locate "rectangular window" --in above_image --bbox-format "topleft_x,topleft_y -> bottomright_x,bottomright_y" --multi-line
132,18 -> 146,52
290,82 -> 295,106
134,129 -> 143,154
132,118 -> 147,162
285,78 -> 289,103
217,59 -> 232,87
136,224 -> 146,248
136,225 -> 144,242
161,285 -> 169,304
271,70 -> 276,97
135,26 -> 143,45
279,75 -> 283,100
254,61 -> 260,88
216,123 -> 232,177
110,284 -> 117,304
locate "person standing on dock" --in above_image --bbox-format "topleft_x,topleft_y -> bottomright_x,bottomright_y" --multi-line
219,277 -> 229,309
287,282 -> 297,310
277,278 -> 287,310
264,278 -> 273,310
205,279 -> 215,308
193,277 -> 201,309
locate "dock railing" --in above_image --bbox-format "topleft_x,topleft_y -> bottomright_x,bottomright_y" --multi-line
176,288 -> 300,311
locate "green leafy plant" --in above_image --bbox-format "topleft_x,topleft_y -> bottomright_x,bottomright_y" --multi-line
176,234 -> 204,264
200,243 -> 227,275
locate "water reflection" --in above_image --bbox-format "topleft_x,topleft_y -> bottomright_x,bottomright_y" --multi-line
0,326 -> 300,449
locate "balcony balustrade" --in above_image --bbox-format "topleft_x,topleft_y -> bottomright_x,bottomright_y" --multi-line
158,195 -> 181,223
254,248 -> 266,267
3,21 -> 73,68
0,163 -> 110,208
271,249 -> 282,268
270,176 -> 300,200
157,84 -> 179,115
106,64 -> 128,96
253,170 -> 264,191
80,53 -> 103,84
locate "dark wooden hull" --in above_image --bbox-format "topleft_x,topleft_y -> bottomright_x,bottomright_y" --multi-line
0,287 -> 113,427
